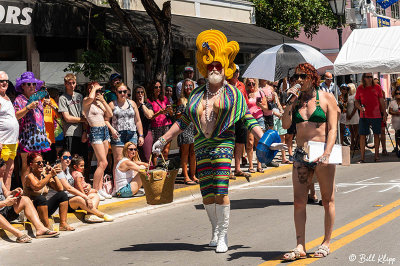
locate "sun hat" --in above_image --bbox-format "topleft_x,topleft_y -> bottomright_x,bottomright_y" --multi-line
15,72 -> 44,92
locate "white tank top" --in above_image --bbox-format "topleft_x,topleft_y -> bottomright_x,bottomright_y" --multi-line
114,157 -> 136,192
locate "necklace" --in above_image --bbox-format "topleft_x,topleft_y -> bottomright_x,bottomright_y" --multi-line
205,82 -> 223,122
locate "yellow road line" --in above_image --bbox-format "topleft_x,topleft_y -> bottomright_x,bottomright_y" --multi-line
259,198 -> 400,266
289,207 -> 400,265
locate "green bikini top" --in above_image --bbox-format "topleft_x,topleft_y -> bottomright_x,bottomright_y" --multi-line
293,89 -> 327,124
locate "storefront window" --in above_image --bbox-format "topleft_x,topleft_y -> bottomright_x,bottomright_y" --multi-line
391,2 -> 400,19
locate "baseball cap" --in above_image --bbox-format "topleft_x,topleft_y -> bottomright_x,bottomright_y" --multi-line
235,64 -> 240,72
184,66 -> 194,72
109,73 -> 122,82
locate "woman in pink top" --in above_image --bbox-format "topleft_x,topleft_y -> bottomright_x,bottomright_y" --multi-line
147,80 -> 173,166
82,82 -> 114,199
245,78 -> 267,173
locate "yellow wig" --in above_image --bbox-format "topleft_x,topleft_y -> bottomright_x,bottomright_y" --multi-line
196,30 -> 239,80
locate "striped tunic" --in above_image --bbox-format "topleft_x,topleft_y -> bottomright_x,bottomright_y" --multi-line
175,84 -> 258,150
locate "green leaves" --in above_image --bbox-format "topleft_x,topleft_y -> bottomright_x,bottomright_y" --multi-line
64,32 -> 113,81
250,0 -> 338,39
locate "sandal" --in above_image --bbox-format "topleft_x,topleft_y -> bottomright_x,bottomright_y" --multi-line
282,248 -> 307,261
281,160 -> 293,164
59,225 -> 75,231
248,168 -> 256,173
257,168 -> 264,173
314,245 -> 330,258
234,171 -> 251,178
184,180 -> 197,185
36,229 -> 60,238
16,233 -> 32,243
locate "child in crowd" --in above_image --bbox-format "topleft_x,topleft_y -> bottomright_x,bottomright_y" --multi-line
70,156 -> 97,196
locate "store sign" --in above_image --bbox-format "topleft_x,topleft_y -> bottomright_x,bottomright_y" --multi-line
377,16 -> 391,27
0,3 -> 32,25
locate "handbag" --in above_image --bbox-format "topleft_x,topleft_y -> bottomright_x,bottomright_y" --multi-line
102,174 -> 113,195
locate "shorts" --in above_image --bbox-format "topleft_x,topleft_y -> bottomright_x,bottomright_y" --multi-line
89,126 -> 111,144
0,143 -> 18,161
152,125 -> 171,143
359,118 -> 382,135
116,183 -> 133,198
287,120 -> 296,135
0,206 -> 19,221
264,115 -> 274,129
111,130 -> 137,146
235,120 -> 247,144
257,117 -> 266,131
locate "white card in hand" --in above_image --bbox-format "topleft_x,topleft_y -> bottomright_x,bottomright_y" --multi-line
307,141 -> 342,164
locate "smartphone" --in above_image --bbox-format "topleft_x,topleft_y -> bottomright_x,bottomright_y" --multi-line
52,159 -> 61,168
14,191 -> 21,198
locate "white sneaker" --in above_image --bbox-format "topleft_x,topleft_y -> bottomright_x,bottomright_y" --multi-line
98,192 -> 105,201
84,214 -> 104,223
99,190 -> 112,199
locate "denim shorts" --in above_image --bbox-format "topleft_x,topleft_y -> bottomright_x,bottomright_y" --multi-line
89,126 -> 111,144
359,118 -> 382,135
116,183 -> 133,198
257,117 -> 266,131
111,130 -> 138,146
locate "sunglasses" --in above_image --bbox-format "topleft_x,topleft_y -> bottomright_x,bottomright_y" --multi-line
23,82 -> 37,86
395,93 -> 400,95
292,74 -> 308,80
128,147 -> 137,151
34,160 -> 46,166
207,63 -> 223,72
136,91 -> 144,94
118,90 -> 128,94
246,82 -> 255,86
0,80 -> 9,83
325,78 -> 333,81
184,85 -> 193,88
62,155 -> 72,160
365,76 -> 373,78
154,85 -> 162,89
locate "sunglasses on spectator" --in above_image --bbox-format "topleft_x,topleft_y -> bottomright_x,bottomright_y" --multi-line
128,148 -> 137,151
395,92 -> 400,95
184,85 -> 193,88
34,160 -> 46,166
207,63 -> 223,72
0,80 -> 9,83
118,90 -> 128,94
325,78 -> 333,81
365,76 -> 373,78
62,156 -> 72,160
246,82 -> 255,86
23,82 -> 37,86
136,91 -> 144,94
154,85 -> 161,89
292,74 -> 308,80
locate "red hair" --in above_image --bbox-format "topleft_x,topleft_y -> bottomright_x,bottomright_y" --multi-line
27,152 -> 42,165
295,63 -> 320,88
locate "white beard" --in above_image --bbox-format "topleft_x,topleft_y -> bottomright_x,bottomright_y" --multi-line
208,71 -> 224,84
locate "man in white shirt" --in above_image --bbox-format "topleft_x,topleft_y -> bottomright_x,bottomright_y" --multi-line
320,72 -> 338,94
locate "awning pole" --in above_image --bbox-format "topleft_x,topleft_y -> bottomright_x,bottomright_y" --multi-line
334,76 -> 340,144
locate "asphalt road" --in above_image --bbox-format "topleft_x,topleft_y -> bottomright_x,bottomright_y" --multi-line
1,156 -> 400,266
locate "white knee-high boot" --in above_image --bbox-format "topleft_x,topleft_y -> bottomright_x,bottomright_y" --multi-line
215,204 -> 230,253
204,203 -> 218,247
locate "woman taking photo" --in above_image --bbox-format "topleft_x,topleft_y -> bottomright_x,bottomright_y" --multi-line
148,80 -> 173,166
106,82 -> 144,179
244,78 -> 266,173
57,150 -> 114,223
24,152 -> 74,231
133,85 -> 154,162
82,82 -> 113,200
281,63 -> 339,261
176,79 -> 198,185
14,72 -> 51,182
114,142 -> 148,198
345,83 -> 360,150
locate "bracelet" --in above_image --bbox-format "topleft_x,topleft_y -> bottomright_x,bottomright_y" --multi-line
159,137 -> 167,145
139,134 -> 144,138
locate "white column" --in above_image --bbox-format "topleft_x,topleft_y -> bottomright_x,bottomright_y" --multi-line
26,34 -> 40,78
122,46 -> 134,90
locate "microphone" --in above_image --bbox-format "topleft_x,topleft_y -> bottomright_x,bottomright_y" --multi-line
285,84 -> 301,104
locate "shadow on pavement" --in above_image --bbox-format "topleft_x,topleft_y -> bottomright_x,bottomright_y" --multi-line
114,243 -> 250,253
194,199 -> 293,210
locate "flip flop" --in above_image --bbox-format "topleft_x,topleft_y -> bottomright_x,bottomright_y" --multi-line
36,229 -> 60,238
248,168 -> 256,173
16,233 -> 32,243
257,168 -> 265,173
184,180 -> 197,185
234,171 -> 251,178
59,225 -> 75,231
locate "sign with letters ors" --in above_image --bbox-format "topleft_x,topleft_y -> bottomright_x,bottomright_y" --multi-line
0,1 -> 34,35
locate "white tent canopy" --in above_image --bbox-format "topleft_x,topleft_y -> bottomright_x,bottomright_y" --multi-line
334,26 -> 400,75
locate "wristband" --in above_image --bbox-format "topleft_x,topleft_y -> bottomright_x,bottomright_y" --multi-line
139,134 -> 144,138
159,137 -> 167,145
